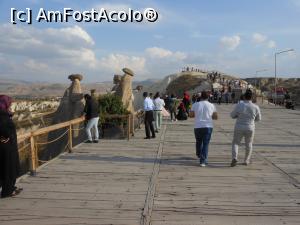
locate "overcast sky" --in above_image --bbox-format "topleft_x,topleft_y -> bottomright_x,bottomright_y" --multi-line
0,0 -> 299,83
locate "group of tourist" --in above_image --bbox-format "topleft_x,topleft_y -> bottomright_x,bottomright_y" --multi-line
182,67 -> 205,73
142,91 -> 194,139
143,89 -> 262,168
163,92 -> 191,121
0,88 -> 261,198
190,89 -> 261,167
142,91 -> 167,139
210,90 -> 237,105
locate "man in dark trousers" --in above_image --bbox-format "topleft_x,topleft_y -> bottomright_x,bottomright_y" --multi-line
143,92 -> 156,139
189,91 -> 218,167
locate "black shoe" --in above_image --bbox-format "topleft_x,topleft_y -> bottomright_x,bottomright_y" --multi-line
93,140 -> 99,143
231,159 -> 238,167
151,136 -> 156,139
155,130 -> 159,133
144,137 -> 151,139
85,140 -> 93,143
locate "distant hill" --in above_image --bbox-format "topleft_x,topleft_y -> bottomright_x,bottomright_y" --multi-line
133,79 -> 160,88
0,78 -> 113,98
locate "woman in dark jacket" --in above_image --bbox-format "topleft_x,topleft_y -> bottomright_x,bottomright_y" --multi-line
0,95 -> 22,198
176,102 -> 188,121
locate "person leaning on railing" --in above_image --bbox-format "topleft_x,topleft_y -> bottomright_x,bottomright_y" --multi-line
0,95 -> 23,198
83,94 -> 100,143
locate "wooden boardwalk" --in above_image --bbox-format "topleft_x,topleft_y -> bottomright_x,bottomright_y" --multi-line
1,104 -> 300,225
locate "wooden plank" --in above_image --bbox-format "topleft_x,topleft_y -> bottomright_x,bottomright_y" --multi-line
1,104 -> 300,225
140,125 -> 167,225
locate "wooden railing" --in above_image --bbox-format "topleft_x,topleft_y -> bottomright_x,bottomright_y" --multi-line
18,116 -> 85,175
17,113 -> 142,175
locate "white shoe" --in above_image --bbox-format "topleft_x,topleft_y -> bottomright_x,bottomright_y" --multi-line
200,163 -> 206,167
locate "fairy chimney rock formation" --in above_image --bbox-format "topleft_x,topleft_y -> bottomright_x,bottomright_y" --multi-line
112,68 -> 135,113
53,74 -> 84,123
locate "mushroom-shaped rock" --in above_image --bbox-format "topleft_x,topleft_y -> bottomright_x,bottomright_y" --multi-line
122,68 -> 134,77
68,74 -> 83,81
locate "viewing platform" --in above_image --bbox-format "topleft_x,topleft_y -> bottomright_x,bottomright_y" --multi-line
0,103 -> 300,225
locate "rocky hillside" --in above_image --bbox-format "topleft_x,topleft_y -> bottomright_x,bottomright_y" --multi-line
245,77 -> 299,91
132,70 -> 245,110
245,77 -> 300,104
166,74 -> 207,96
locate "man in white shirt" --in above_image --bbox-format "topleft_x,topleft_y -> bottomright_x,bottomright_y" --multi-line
190,91 -> 218,167
153,92 -> 165,132
143,92 -> 156,139
230,89 -> 261,167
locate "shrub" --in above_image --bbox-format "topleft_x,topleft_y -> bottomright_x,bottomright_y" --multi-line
98,94 -> 129,125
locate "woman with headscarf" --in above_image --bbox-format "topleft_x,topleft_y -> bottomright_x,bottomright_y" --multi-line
0,95 -> 22,198
182,91 -> 191,113
176,102 -> 188,121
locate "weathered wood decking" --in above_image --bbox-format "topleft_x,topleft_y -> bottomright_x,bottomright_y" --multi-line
1,104 -> 300,225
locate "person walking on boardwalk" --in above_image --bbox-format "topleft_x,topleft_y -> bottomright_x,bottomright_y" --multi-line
230,89 -> 261,167
163,95 -> 171,112
217,90 -> 222,105
231,92 -> 236,104
143,92 -> 156,139
182,91 -> 191,114
169,94 -> 178,122
189,91 -> 218,167
0,95 -> 23,198
153,92 -> 165,133
224,92 -> 229,104
84,94 -> 100,143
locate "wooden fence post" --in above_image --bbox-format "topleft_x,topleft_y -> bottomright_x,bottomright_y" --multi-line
30,134 -> 37,176
127,114 -> 130,140
68,125 -> 73,153
131,113 -> 135,136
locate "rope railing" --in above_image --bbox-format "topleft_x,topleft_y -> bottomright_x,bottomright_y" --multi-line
16,113 -> 141,175
17,143 -> 31,153
35,129 -> 69,146
71,126 -> 85,131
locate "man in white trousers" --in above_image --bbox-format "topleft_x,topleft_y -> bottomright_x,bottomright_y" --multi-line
153,92 -> 165,132
84,94 -> 100,143
230,89 -> 261,167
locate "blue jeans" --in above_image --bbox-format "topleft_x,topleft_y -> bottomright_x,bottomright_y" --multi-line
194,128 -> 213,164
85,117 -> 99,141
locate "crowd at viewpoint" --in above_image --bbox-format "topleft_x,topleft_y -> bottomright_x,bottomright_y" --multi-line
143,89 -> 261,167
1,87 -> 261,198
